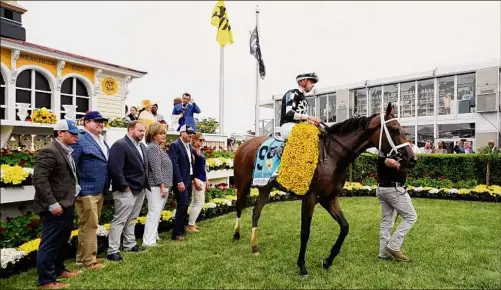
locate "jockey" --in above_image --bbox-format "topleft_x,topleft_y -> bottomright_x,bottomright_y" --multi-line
279,72 -> 321,140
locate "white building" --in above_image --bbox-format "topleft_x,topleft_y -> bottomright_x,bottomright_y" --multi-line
259,60 -> 501,150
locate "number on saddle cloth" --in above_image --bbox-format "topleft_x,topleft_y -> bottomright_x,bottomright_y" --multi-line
251,138 -> 284,187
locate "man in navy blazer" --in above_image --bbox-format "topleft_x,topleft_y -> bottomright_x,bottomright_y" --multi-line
172,93 -> 201,131
169,124 -> 195,241
72,111 -> 109,270
107,121 -> 150,262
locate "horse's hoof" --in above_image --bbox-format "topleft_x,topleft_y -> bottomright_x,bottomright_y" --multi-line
233,232 -> 240,240
298,265 -> 309,277
252,252 -> 260,256
322,259 -> 331,270
251,246 -> 260,255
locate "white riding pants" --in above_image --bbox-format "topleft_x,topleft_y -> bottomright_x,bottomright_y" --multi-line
280,123 -> 297,140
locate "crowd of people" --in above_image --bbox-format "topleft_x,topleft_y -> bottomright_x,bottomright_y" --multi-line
124,93 -> 201,133
32,110 -> 209,289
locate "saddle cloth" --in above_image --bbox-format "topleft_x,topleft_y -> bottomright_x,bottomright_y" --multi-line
251,138 -> 284,187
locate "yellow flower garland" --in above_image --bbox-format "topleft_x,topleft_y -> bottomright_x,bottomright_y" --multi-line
277,122 -> 320,195
1,165 -> 30,185
31,107 -> 57,124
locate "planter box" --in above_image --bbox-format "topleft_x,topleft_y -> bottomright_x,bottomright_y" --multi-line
207,169 -> 233,180
0,186 -> 35,204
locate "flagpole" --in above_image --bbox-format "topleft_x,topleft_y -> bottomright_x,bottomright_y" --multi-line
219,45 -> 224,134
254,5 -> 260,136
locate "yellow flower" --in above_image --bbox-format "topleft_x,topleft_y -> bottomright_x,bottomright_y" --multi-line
458,188 -> 471,195
1,165 -> 30,185
103,223 -> 111,231
31,107 -> 57,124
136,216 -> 147,225
17,238 -> 41,255
224,195 -> 237,201
250,188 -> 259,197
277,123 -> 320,195
160,210 -> 173,221
70,229 -> 79,239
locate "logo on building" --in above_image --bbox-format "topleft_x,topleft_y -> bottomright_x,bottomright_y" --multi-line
101,77 -> 118,95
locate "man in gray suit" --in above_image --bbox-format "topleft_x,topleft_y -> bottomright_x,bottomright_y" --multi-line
107,121 -> 150,262
33,119 -> 81,289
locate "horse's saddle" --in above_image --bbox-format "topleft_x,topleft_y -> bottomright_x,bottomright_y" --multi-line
251,138 -> 284,187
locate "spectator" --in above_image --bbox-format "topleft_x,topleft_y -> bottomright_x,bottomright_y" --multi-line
173,97 -> 182,106
107,121 -> 150,262
453,139 -> 465,154
487,140 -> 499,153
172,93 -> 201,131
33,119 -> 81,288
72,111 -> 109,270
151,103 -> 165,122
463,141 -> 475,154
420,141 -> 433,154
125,106 -> 139,122
138,99 -> 156,123
143,123 -> 173,247
187,133 -> 210,232
169,125 -> 196,241
434,141 -> 447,154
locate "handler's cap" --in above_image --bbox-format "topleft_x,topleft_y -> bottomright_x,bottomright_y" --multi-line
83,111 -> 108,122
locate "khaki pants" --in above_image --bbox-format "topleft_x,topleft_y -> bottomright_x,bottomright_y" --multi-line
75,194 -> 104,266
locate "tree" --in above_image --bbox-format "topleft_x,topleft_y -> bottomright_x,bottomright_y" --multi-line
196,117 -> 219,134
477,145 -> 500,186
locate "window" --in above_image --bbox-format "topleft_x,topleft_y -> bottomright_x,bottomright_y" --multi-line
274,99 -> 281,126
352,88 -> 367,117
417,125 -> 434,147
306,97 -> 316,117
383,84 -> 398,107
437,123 -> 475,138
457,73 -> 475,114
418,79 -> 434,116
403,125 -> 415,143
369,86 -> 382,115
0,72 -> 5,119
438,76 -> 454,115
318,93 -> 336,123
400,81 -> 415,118
15,70 -> 52,121
60,77 -> 90,120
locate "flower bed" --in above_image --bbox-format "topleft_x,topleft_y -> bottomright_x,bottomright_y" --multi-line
0,189 -> 289,278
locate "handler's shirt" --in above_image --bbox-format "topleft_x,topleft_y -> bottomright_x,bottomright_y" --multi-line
377,156 -> 407,185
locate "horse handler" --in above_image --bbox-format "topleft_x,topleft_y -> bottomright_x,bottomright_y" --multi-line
376,155 -> 417,261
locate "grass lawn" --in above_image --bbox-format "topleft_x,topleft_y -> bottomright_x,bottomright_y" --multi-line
2,197 -> 500,289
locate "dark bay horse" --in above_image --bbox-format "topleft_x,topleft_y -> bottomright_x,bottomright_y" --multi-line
232,103 -> 417,276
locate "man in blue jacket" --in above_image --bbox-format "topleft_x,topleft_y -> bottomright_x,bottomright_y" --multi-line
172,93 -> 201,131
72,111 -> 109,270
169,125 -> 195,241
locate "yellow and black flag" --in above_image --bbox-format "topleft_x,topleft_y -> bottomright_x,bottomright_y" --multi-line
211,0 -> 234,47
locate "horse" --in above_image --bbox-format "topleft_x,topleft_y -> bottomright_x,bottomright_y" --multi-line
232,102 -> 417,276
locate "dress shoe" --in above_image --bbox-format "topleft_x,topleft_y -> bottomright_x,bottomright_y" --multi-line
186,225 -> 199,233
385,246 -> 409,261
84,262 -> 105,270
106,253 -> 123,262
59,270 -> 81,278
123,245 -> 144,253
172,235 -> 186,242
38,282 -> 70,289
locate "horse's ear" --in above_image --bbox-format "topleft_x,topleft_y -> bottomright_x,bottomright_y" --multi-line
385,102 -> 393,116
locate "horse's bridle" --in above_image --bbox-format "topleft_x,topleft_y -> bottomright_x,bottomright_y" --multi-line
377,114 -> 411,159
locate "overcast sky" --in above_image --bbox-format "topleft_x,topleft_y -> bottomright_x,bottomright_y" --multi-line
19,1 -> 500,134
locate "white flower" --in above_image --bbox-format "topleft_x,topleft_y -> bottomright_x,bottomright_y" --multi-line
1,248 -> 25,269
429,188 -> 439,194
23,168 -> 34,175
414,187 -> 423,192
213,159 -> 223,167
96,225 -> 109,237
206,202 -> 217,209
449,188 -> 458,194
362,186 -> 372,191
225,159 -> 234,168
172,209 -> 177,216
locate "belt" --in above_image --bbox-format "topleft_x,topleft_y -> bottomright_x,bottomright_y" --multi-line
378,182 -> 403,188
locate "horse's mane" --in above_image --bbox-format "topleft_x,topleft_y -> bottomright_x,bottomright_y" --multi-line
326,114 -> 378,135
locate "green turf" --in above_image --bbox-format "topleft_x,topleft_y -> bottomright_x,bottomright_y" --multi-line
2,197 -> 500,289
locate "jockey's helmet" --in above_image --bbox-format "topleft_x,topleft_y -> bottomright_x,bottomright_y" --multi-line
296,72 -> 319,84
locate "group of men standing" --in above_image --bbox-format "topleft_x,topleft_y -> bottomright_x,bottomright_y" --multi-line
32,109 -> 199,289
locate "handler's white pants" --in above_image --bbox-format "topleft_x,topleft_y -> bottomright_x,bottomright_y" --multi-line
280,123 -> 296,140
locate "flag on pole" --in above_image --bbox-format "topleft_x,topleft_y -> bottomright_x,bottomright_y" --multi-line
250,27 -> 266,80
211,0 -> 234,47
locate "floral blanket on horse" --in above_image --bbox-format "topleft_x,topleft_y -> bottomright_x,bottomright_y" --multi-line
251,138 -> 283,186
251,123 -> 320,195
